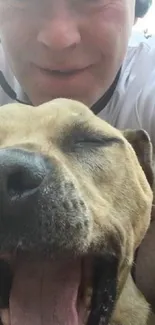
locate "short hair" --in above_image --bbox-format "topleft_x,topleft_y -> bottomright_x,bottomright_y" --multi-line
135,0 -> 152,17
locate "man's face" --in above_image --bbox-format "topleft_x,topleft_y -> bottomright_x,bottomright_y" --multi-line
0,0 -> 135,106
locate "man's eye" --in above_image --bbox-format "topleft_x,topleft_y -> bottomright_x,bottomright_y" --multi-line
77,0 -> 102,2
72,0 -> 104,6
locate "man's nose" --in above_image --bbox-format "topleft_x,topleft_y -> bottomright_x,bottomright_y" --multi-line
37,8 -> 81,51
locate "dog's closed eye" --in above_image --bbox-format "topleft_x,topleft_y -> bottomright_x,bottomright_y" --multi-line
62,124 -> 123,152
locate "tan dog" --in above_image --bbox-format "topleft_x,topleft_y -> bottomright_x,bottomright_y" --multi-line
0,99 -> 154,325
134,163 -> 155,312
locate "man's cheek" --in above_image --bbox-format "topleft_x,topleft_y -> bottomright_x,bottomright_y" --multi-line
0,2 -> 27,29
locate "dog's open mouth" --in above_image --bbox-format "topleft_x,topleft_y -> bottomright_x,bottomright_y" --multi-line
0,253 -> 118,325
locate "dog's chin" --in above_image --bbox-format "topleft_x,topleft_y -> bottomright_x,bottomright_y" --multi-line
0,252 -> 118,325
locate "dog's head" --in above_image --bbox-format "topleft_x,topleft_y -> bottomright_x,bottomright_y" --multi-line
0,99 -> 153,325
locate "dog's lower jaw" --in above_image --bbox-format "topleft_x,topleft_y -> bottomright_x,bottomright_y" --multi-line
110,274 -> 155,325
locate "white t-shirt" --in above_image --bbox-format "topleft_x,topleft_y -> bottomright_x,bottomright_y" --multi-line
0,37 -> 155,146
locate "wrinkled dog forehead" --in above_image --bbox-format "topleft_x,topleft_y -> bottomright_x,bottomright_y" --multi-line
0,98 -> 152,193
0,98 -> 152,201
0,98 -> 123,143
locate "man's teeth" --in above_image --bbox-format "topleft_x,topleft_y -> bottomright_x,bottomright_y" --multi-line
0,308 -> 10,325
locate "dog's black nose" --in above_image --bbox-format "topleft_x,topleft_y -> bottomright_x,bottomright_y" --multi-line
0,148 -> 47,222
0,148 -> 46,197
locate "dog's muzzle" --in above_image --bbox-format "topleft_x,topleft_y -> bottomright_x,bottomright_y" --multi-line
0,147 -> 91,254
0,148 -> 118,325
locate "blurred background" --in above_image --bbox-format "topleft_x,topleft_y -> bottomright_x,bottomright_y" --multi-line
134,0 -> 155,35
130,0 -> 155,45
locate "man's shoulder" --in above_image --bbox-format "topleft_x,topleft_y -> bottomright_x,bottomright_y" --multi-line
100,38 -> 155,133
0,42 -> 4,62
115,38 -> 155,143
116,36 -> 155,108
0,44 -> 24,105
124,36 -> 155,77
0,43 -> 5,70
0,44 -> 13,105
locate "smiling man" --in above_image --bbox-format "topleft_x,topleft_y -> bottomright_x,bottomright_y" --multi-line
0,0 -> 136,106
0,0 -> 154,134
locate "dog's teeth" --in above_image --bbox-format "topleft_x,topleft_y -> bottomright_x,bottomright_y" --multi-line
0,309 -> 10,325
84,287 -> 92,309
84,309 -> 91,325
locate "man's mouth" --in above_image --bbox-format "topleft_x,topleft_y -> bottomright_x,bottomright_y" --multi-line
36,65 -> 91,78
0,254 -> 118,325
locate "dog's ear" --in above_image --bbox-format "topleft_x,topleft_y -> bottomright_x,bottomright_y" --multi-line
123,129 -> 154,188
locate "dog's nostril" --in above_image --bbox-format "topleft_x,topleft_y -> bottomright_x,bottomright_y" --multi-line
0,148 -> 50,227
7,169 -> 41,198
0,148 -> 48,202
7,171 -> 26,197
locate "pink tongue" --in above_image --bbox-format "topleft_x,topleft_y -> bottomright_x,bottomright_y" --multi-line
10,257 -> 80,325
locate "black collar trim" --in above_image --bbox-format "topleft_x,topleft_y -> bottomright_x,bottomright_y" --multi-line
91,68 -> 121,115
